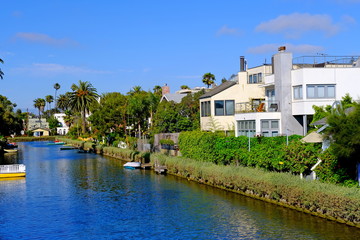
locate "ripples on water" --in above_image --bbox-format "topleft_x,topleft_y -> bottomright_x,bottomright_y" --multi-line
0,141 -> 359,239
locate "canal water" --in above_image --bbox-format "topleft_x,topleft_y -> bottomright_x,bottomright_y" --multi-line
1,141 -> 359,240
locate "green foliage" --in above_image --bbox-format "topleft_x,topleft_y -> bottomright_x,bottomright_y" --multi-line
159,139 -> 174,145
202,72 -> 215,88
150,153 -> 360,226
0,95 -> 23,136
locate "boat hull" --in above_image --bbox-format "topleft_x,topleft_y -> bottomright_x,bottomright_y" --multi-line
0,172 -> 26,178
123,162 -> 141,169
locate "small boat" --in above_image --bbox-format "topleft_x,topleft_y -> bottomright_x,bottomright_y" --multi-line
60,147 -> 76,150
123,162 -> 141,169
4,149 -> 18,153
0,164 -> 26,178
47,142 -> 66,145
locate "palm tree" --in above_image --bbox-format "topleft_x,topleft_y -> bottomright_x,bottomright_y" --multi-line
0,58 -> 4,80
45,95 -> 54,112
127,85 -> 142,96
202,72 -> 215,88
153,85 -> 162,96
57,93 -> 71,111
69,80 -> 99,134
53,83 -> 60,112
181,85 -> 190,89
33,98 -> 46,126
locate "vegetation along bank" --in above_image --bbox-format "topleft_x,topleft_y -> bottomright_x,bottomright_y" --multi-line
57,135 -> 360,228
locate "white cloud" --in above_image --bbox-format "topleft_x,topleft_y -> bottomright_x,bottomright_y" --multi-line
255,13 -> 341,38
247,43 -> 324,54
12,63 -> 111,76
216,25 -> 242,36
14,32 -> 78,47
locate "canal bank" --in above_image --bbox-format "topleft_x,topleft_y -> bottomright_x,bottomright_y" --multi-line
56,137 -> 360,228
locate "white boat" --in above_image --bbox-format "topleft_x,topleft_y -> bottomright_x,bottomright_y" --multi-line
123,162 -> 141,169
0,164 -> 26,178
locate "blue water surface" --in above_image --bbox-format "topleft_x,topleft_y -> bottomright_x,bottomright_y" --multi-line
0,141 -> 359,240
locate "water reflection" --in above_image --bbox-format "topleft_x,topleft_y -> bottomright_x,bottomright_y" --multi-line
0,141 -> 359,240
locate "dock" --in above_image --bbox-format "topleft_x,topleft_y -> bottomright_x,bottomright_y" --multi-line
141,163 -> 152,170
154,165 -> 167,174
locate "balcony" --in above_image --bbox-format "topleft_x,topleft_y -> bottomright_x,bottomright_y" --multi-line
235,100 -> 280,114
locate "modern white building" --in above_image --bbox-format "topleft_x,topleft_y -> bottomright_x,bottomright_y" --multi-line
234,47 -> 360,137
54,113 -> 69,135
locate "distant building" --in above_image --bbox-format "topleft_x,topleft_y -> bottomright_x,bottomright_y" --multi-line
54,113 -> 69,135
160,85 -> 206,103
28,117 -> 49,130
32,128 -> 50,137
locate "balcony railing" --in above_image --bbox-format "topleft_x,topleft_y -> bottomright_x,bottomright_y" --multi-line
235,100 -> 280,114
293,56 -> 360,69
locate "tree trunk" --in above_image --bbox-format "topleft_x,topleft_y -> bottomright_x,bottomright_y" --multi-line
81,110 -> 86,134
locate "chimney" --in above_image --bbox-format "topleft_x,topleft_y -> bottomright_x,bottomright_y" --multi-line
240,56 -> 245,72
162,84 -> 170,96
278,46 -> 286,52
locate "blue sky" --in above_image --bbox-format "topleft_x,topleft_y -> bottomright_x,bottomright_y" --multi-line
1,0 -> 360,111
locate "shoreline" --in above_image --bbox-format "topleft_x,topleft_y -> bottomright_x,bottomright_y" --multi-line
56,137 -> 360,228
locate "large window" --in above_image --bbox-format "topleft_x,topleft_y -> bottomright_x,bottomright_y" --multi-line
248,73 -> 263,84
306,84 -> 335,99
237,120 -> 256,137
261,120 -> 279,137
293,85 -> 303,99
215,100 -> 235,116
201,101 -> 211,117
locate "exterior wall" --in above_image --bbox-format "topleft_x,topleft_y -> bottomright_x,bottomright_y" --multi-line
54,113 -> 69,135
292,68 -> 360,115
235,112 -> 282,136
200,65 -> 268,131
28,118 -> 49,130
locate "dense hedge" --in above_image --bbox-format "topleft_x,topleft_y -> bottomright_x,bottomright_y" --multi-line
150,153 -> 360,227
178,131 -> 320,174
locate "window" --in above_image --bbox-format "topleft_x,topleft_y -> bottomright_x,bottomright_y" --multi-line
237,120 -> 256,137
201,101 -> 211,117
261,120 -> 279,137
306,85 -> 335,99
248,73 -> 263,84
293,85 -> 303,99
215,100 -> 235,116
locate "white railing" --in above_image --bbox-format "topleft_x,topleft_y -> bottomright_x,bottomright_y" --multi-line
0,164 -> 26,173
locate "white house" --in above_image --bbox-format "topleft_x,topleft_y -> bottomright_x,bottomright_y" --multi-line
234,47 -> 360,137
54,113 -> 69,135
199,56 -> 272,133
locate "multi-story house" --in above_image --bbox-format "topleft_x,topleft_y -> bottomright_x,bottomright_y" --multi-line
199,57 -> 272,134
234,47 -> 360,137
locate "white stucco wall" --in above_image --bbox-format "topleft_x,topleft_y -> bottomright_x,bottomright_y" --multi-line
200,65 -> 269,131
291,67 -> 360,115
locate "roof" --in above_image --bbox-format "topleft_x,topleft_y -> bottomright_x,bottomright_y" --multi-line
32,128 -> 51,132
199,81 -> 237,99
160,93 -> 186,103
301,131 -> 323,143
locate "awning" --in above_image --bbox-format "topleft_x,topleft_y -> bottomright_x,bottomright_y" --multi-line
301,131 -> 323,143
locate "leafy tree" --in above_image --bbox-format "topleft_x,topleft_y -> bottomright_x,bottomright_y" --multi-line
221,78 -> 227,83
0,95 -> 23,135
54,83 -> 60,111
180,85 -> 190,89
88,92 -> 128,137
0,58 -> 4,80
202,72 -> 215,88
311,94 -> 355,125
127,87 -> 150,138
68,80 -> 99,134
33,98 -> 46,121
